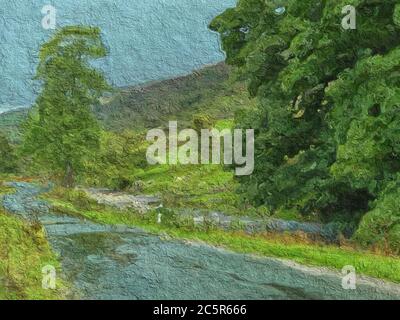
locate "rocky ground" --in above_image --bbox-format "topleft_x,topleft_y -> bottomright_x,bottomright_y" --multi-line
83,188 -> 161,214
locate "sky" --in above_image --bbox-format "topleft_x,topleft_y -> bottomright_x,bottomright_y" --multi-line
0,0 -> 236,109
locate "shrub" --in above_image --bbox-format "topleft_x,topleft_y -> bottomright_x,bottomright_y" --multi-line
355,184 -> 400,254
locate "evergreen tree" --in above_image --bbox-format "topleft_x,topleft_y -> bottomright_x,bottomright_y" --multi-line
21,26 -> 110,187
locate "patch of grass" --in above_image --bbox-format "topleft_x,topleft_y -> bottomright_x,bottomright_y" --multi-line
214,119 -> 235,131
0,180 -> 67,300
132,164 -> 252,215
45,192 -> 400,284
133,163 -> 268,217
274,207 -> 319,223
0,209 -> 67,300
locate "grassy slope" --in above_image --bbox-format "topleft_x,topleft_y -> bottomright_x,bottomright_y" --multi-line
95,63 -> 261,215
134,164 -> 241,214
96,63 -> 241,131
0,63 -> 238,134
45,191 -> 400,284
0,181 -> 66,299
131,119 -> 246,215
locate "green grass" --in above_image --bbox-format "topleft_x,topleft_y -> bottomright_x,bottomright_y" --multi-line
131,163 -> 263,216
127,117 -> 264,216
46,193 -> 400,284
0,182 -> 67,300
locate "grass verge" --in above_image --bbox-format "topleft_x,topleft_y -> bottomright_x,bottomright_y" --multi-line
0,182 -> 67,300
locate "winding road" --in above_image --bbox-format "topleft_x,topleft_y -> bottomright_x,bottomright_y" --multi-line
2,182 -> 400,300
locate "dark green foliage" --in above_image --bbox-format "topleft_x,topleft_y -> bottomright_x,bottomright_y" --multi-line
192,113 -> 216,132
0,133 -> 17,173
211,0 -> 400,251
20,26 -> 111,186
0,110 -> 28,144
83,130 -> 149,189
355,177 -> 400,254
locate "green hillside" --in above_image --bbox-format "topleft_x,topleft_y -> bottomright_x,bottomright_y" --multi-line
0,63 -> 257,215
0,63 -> 248,135
95,62 -> 246,131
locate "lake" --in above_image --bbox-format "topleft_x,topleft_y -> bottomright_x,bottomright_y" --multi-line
0,0 -> 236,109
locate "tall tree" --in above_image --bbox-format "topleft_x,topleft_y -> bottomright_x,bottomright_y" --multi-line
21,26 -> 110,187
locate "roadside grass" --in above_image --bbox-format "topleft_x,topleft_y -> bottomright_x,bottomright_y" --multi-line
45,189 -> 400,284
132,162 -> 270,217
0,181 -> 67,300
133,164 -> 245,215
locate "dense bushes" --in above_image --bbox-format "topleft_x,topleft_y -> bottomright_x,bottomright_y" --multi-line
211,0 -> 400,251
355,178 -> 400,254
82,130 -> 149,190
0,133 -> 17,173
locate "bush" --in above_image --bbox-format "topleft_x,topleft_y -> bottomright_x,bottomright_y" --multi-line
355,185 -> 400,254
192,113 -> 216,132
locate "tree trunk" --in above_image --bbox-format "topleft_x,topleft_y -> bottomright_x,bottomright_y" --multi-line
63,162 -> 75,188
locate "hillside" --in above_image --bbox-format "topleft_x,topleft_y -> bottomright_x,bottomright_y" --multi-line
95,62 -> 247,131
0,63 -> 257,215
0,63 -> 249,136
